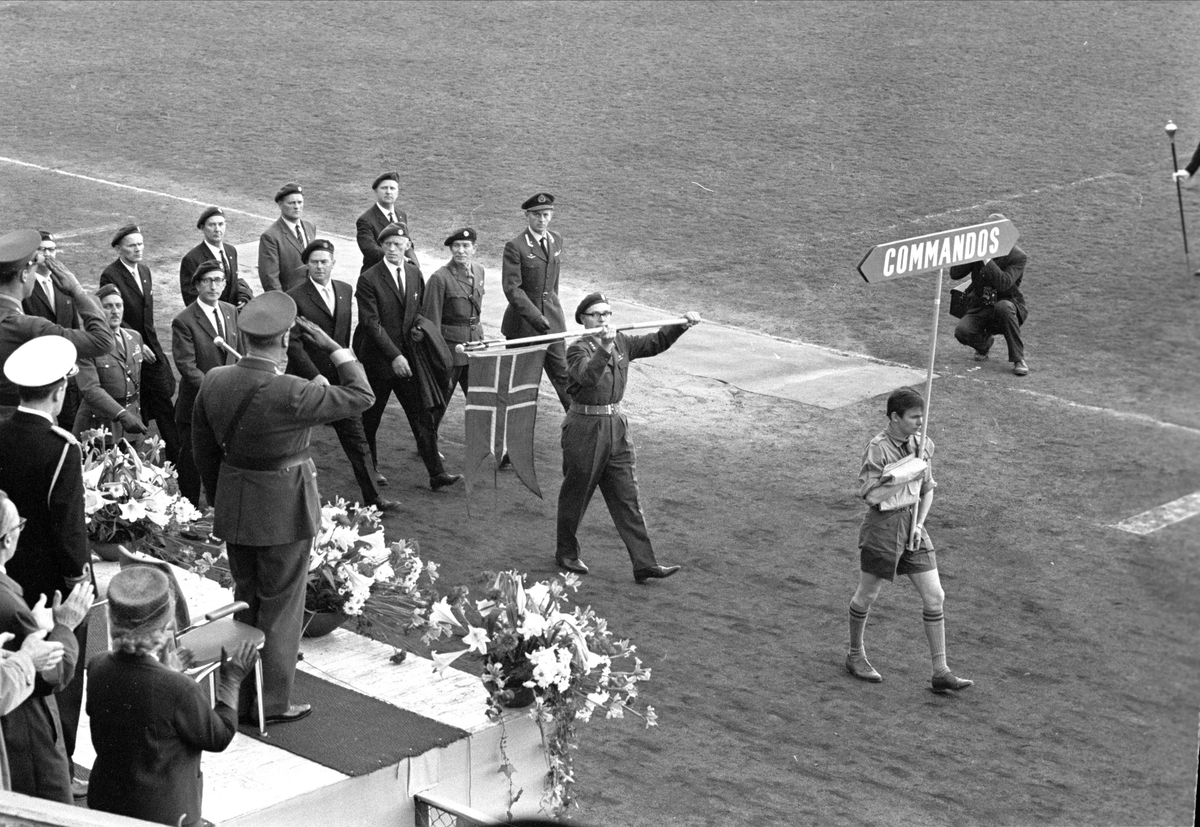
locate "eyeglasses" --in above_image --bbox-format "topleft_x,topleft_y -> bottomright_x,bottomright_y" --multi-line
1,517 -> 26,540
198,277 -> 226,286
38,247 -> 57,254
583,310 -> 612,319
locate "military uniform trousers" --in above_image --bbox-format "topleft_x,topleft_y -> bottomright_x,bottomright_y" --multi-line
556,410 -> 656,570
225,539 -> 310,717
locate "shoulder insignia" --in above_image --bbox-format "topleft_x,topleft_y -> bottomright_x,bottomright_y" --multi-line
50,425 -> 78,445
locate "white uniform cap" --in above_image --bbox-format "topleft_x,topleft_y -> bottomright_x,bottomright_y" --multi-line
3,336 -> 79,386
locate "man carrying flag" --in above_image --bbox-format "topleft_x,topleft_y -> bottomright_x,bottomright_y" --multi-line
555,293 -> 700,583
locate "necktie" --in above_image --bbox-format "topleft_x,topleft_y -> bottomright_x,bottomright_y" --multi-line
323,285 -> 335,314
387,212 -> 396,225
213,307 -> 225,340
539,236 -> 548,257
219,249 -> 231,280
295,223 -> 305,245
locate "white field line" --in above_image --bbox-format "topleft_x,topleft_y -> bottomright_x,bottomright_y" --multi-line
1112,491 -> 1200,535
3,153 -> 1196,445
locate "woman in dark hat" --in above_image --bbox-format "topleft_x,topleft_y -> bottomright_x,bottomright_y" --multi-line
86,566 -> 258,827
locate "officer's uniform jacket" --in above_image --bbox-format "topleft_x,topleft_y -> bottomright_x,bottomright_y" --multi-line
500,229 -> 564,339
74,327 -> 145,438
422,262 -> 484,368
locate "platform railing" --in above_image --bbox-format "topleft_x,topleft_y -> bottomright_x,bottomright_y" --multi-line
413,791 -> 503,827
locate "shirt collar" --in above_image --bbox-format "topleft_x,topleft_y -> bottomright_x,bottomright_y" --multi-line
204,240 -> 224,256
16,406 -> 54,424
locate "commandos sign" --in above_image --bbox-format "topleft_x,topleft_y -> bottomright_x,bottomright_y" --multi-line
857,218 -> 1019,283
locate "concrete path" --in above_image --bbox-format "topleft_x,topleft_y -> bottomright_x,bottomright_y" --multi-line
235,236 -> 925,410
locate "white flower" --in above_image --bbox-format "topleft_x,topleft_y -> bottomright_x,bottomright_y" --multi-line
525,581 -> 551,611
527,646 -> 572,692
428,598 -> 464,631
430,649 -> 469,674
586,690 -> 610,709
462,626 -> 490,654
518,611 -> 549,639
118,499 -> 147,523
370,561 -> 394,583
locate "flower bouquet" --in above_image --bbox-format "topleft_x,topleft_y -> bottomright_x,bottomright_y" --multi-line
305,499 -> 432,643
415,569 -> 656,816
80,430 -> 202,555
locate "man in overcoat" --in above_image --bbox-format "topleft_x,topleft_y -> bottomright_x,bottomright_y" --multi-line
99,224 -> 178,462
192,292 -> 373,724
257,183 -> 316,293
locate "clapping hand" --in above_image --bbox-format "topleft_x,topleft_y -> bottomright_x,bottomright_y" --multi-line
2,629 -> 66,672
219,641 -> 259,684
52,583 -> 96,631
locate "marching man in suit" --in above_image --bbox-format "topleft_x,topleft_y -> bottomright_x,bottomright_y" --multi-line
179,206 -> 253,307
258,183 -> 316,293
287,239 -> 398,512
355,171 -> 418,273
99,224 -> 179,462
73,284 -> 147,445
21,232 -> 81,429
502,192 -> 571,411
192,292 -> 374,725
172,260 -> 241,508
354,224 -> 462,491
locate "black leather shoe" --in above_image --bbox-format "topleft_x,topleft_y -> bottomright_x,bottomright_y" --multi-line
931,672 -> 973,692
634,564 -> 681,583
430,472 -> 464,491
846,654 -> 883,683
262,703 -> 312,725
498,454 -> 513,470
369,498 -> 401,513
555,555 -> 589,574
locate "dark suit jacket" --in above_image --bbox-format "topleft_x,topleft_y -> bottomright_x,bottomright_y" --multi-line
501,229 -> 565,338
949,245 -> 1027,319
192,355 -> 374,545
355,203 -> 414,273
287,278 -> 354,382
172,300 -> 241,425
87,651 -> 237,827
179,242 -> 253,306
257,217 -> 317,293
0,411 -> 90,606
0,573 -> 78,803
0,294 -> 112,407
22,279 -> 78,329
99,259 -> 176,398
353,258 -> 425,383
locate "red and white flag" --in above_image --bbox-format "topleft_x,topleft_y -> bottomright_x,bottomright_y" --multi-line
464,344 -> 548,498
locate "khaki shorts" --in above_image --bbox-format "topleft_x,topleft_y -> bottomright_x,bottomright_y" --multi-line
860,545 -> 937,582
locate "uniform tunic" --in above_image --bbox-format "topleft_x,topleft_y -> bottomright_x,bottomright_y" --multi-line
857,431 -> 937,577
73,327 -> 145,444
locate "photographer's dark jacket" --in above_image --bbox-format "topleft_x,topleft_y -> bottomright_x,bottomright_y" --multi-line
949,245 -> 1027,321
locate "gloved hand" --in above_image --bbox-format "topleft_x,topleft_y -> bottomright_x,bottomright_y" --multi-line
220,641 -> 259,685
533,316 -> 551,334
117,410 -> 148,434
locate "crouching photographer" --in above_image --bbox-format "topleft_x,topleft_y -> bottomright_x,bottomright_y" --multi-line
949,212 -> 1030,376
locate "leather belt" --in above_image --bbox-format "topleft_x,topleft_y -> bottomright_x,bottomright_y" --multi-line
117,392 -> 139,404
570,402 -> 621,416
223,447 -> 311,472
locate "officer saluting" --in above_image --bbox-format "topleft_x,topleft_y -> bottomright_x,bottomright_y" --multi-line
192,292 -> 374,725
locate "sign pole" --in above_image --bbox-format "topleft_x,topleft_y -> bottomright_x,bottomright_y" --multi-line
1165,121 -> 1194,277
909,267 -> 943,548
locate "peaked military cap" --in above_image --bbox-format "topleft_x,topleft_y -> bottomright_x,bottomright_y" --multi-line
111,224 -> 141,247
197,206 -> 225,229
0,229 -> 41,269
444,228 -> 477,246
372,171 -> 400,190
239,291 -> 297,338
274,182 -> 303,203
301,238 -> 334,263
377,223 -> 409,244
575,292 -> 609,324
522,192 -> 555,211
3,336 -> 78,386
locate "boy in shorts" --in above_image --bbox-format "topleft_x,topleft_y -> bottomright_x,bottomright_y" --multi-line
845,388 -> 972,692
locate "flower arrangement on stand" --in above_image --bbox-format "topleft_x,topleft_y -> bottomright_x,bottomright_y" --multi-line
415,569 -> 656,817
80,430 -> 202,554
304,499 -> 432,648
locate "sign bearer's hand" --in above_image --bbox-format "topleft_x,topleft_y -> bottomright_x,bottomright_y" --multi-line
683,311 -> 702,327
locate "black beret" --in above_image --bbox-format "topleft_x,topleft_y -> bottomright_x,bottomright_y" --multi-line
301,238 -> 334,263
108,567 -> 174,636
196,206 -> 225,229
444,228 -> 477,246
574,292 -> 608,324
38,230 -> 54,242
96,283 -> 121,301
0,229 -> 41,267
521,192 -> 555,211
377,223 -> 409,244
192,258 -> 224,282
372,171 -> 400,190
239,291 -> 297,338
111,224 -> 141,247
274,182 -> 303,203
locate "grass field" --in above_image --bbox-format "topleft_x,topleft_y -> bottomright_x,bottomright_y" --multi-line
1,1 -> 1198,825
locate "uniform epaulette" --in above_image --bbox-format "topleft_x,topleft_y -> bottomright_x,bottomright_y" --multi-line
50,424 -> 78,445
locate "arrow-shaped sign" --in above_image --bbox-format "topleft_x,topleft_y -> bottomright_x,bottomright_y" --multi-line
857,218 -> 1019,283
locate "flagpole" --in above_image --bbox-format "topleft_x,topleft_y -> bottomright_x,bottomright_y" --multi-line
459,317 -> 699,353
909,267 -> 943,549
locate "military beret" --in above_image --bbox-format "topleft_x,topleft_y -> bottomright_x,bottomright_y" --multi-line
0,229 -> 42,269
377,223 -> 409,244
111,224 -> 141,247
274,182 -> 303,203
301,238 -> 334,264
239,291 -> 297,338
522,192 -> 555,211
108,567 -> 174,636
3,336 -> 78,386
96,283 -> 121,301
574,292 -> 608,324
372,171 -> 400,190
192,259 -> 225,282
444,228 -> 477,246
196,206 -> 225,229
